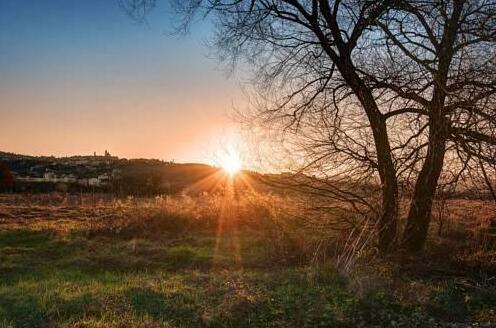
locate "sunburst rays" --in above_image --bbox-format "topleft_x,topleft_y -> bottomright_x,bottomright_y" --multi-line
182,167 -> 259,269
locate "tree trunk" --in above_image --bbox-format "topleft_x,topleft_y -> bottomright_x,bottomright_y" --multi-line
401,0 -> 463,252
337,59 -> 399,252
373,115 -> 399,253
378,158 -> 399,252
402,116 -> 447,251
350,76 -> 399,252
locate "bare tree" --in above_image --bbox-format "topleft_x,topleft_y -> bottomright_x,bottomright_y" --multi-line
166,0 -> 402,252
372,0 -> 496,250
121,0 -> 496,252
480,161 -> 496,203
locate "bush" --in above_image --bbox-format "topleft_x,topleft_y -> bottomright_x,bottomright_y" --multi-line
0,162 -> 14,191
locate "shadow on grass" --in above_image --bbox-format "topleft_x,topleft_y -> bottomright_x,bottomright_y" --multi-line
0,292 -> 47,328
0,228 -> 284,282
126,287 -> 199,325
1,230 -> 495,327
0,230 -> 75,281
0,229 -> 219,281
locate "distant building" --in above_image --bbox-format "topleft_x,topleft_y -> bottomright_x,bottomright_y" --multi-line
43,171 -> 57,182
88,178 -> 100,187
77,178 -> 89,186
97,173 -> 111,185
42,171 -> 77,183
61,174 -> 77,183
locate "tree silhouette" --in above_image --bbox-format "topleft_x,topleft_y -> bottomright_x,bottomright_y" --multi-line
122,0 -> 496,252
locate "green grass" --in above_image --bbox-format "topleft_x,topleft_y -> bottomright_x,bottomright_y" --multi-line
1,228 -> 495,328
0,193 -> 495,327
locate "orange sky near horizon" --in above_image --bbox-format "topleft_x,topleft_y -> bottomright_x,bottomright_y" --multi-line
0,0 -> 248,164
1,69 -> 246,163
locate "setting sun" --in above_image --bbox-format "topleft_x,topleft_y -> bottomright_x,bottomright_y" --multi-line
2,1 -> 495,326
219,149 -> 242,177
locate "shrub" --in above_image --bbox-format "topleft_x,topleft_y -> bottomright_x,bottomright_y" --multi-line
0,162 -> 14,191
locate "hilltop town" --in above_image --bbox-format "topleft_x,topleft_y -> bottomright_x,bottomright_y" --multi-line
0,151 -> 216,194
1,151 -> 119,187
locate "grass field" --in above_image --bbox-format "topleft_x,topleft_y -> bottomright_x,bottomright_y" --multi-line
0,193 -> 495,327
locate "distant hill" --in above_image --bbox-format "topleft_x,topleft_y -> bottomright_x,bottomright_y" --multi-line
0,151 -> 226,195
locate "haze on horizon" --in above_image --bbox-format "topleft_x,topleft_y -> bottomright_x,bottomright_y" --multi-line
0,0 -> 247,163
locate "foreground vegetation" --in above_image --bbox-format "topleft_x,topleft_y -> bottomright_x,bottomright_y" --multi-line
0,193 -> 495,327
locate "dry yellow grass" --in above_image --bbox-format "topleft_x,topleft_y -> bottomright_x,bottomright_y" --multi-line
0,193 -> 495,327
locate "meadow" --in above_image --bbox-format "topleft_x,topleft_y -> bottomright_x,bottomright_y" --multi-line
0,192 -> 495,327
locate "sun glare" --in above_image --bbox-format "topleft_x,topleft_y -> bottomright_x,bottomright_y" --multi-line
219,149 -> 242,177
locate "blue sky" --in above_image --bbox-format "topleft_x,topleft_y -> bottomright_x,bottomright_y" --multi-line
0,0 -> 245,162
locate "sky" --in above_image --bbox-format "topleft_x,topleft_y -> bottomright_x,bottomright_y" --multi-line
0,0 -> 247,163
